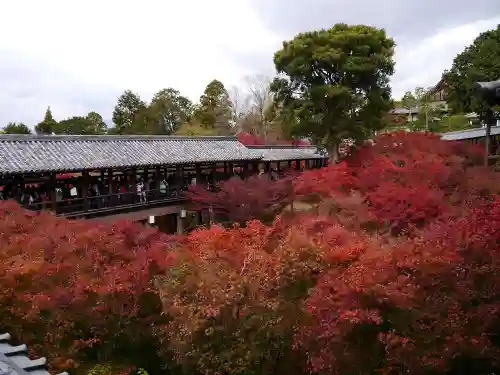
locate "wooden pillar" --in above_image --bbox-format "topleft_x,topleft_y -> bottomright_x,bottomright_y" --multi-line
155,166 -> 162,198
288,160 -> 292,169
195,164 -> 202,185
228,162 -> 234,177
305,159 -> 310,169
106,168 -> 113,206
50,172 -> 57,211
242,162 -> 249,179
82,170 -> 89,211
130,169 -> 137,203
277,161 -> 281,172
264,161 -> 271,173
223,162 -> 228,176
252,161 -> 259,174
107,169 -> 113,194
211,163 -> 217,184
295,160 -> 301,171
484,108 -> 493,166
209,206 -> 215,224
176,213 -> 184,235
176,165 -> 183,196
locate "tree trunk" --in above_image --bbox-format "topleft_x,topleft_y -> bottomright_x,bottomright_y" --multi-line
329,143 -> 340,164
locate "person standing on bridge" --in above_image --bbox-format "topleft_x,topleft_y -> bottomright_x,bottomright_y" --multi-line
137,179 -> 146,203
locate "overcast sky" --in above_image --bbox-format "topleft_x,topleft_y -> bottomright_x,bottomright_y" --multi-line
1,0 -> 499,126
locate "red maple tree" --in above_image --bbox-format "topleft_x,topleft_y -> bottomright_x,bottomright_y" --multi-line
0,200 -> 175,373
1,130 -> 500,375
186,174 -> 295,224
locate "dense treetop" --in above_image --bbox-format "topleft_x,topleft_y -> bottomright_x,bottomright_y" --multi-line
5,23 -> 499,139
444,24 -> 500,113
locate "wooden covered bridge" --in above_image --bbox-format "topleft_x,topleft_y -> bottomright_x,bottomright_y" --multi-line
0,134 -> 328,232
441,125 -> 500,164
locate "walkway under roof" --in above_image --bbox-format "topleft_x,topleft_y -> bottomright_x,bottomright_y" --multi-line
0,135 -> 328,175
441,126 -> 500,141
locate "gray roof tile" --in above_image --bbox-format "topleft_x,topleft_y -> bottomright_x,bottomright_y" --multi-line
0,135 -> 261,174
246,145 -> 328,161
0,333 -> 68,375
441,126 -> 500,141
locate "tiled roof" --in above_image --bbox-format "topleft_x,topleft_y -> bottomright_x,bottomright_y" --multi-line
441,126 -> 500,141
0,135 -> 261,174
390,107 -> 418,115
0,333 -> 68,375
247,145 -> 328,161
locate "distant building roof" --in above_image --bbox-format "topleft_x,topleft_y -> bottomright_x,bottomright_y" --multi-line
441,125 -> 500,141
247,145 -> 328,161
0,135 -> 261,174
0,333 -> 67,375
390,107 -> 418,115
428,78 -> 447,95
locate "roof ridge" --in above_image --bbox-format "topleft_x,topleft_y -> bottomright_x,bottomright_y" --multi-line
246,145 -> 318,149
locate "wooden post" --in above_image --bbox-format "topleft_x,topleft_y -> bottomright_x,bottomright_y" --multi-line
82,171 -> 89,211
195,164 -> 202,185
277,161 -> 281,172
223,162 -> 228,176
288,160 -> 292,169
176,213 -> 184,235
295,160 -> 301,171
50,172 -> 57,211
130,169 -> 137,204
176,165 -> 183,196
264,161 -> 271,173
106,168 -> 113,206
209,206 -> 215,224
242,162 -> 249,179
252,161 -> 259,174
484,108 -> 493,166
155,166 -> 162,198
211,163 -> 217,184
228,162 -> 234,177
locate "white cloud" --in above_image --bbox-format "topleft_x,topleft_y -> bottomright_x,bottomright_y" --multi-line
0,0 -> 281,125
0,0 -> 498,126
391,16 -> 500,99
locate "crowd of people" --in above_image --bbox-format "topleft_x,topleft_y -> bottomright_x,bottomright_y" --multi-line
0,163 -> 287,214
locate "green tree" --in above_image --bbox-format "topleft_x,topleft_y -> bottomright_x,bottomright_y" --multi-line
3,122 -> 31,134
195,80 -> 232,135
112,90 -> 146,134
145,88 -> 193,134
35,106 -> 58,135
402,86 -> 437,131
444,25 -> 500,113
86,111 -> 107,134
401,91 -> 417,126
174,122 -> 218,136
270,23 -> 395,162
56,116 -> 94,135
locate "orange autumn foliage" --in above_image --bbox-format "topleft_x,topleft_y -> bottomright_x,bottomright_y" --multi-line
0,200 -> 175,373
1,131 -> 500,375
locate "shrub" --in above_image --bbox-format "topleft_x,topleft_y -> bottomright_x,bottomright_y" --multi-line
186,174 -> 294,224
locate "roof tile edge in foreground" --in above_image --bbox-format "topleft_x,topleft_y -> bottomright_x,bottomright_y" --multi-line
0,333 -> 69,375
